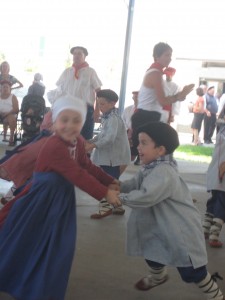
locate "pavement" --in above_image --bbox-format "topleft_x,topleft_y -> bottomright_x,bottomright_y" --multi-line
0,132 -> 224,300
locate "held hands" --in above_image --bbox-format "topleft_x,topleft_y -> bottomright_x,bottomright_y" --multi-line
108,179 -> 120,191
105,189 -> 121,207
176,84 -> 195,101
84,141 -> 95,153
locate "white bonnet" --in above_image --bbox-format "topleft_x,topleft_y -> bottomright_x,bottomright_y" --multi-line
52,94 -> 87,125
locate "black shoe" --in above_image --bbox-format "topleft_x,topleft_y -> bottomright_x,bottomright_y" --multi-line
134,155 -> 140,165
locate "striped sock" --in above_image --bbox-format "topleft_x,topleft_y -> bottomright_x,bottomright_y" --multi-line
99,199 -> 112,213
203,212 -> 214,235
209,218 -> 224,241
197,272 -> 223,299
149,266 -> 168,284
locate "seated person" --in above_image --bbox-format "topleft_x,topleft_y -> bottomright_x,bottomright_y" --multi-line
0,80 -> 19,146
28,73 -> 45,97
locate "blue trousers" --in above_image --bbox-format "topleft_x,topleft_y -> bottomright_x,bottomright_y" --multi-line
146,260 -> 207,283
206,190 -> 225,221
100,165 -> 120,179
81,104 -> 94,140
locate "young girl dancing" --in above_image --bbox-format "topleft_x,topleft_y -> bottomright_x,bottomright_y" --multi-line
0,94 -> 120,300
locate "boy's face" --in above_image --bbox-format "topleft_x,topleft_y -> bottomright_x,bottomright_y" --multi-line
53,109 -> 83,143
156,49 -> 172,68
72,49 -> 86,65
137,132 -> 166,165
98,97 -> 115,114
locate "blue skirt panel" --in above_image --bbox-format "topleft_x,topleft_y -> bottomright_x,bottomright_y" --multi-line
0,172 -> 76,300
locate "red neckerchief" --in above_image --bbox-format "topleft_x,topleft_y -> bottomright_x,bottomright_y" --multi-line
72,62 -> 89,79
147,62 -> 164,73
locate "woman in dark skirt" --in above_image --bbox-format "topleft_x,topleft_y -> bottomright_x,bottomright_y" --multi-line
191,87 -> 205,145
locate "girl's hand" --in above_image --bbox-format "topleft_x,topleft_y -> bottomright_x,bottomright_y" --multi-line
105,189 -> 121,206
84,141 -> 95,152
108,182 -> 120,191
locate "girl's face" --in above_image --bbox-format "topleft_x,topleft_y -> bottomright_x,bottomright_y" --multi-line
156,49 -> 172,68
98,97 -> 115,114
53,109 -> 83,143
137,132 -> 166,165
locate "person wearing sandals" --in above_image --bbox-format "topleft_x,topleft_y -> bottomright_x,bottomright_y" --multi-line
107,122 -> 224,300
85,89 -> 131,219
0,95 -> 121,300
0,80 -> 19,146
203,113 -> 225,248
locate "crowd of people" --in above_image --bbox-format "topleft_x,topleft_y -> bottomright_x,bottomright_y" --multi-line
190,84 -> 224,145
0,42 -> 224,300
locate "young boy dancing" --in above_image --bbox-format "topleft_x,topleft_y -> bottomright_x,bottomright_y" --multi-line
108,122 -> 224,300
85,89 -> 131,219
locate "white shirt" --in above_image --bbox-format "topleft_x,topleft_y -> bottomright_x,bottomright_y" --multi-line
137,69 -> 164,113
218,93 -> 225,116
122,104 -> 136,130
0,94 -> 13,113
56,66 -> 102,106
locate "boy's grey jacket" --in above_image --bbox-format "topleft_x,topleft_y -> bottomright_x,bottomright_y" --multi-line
120,162 -> 207,268
91,111 -> 131,166
207,125 -> 225,191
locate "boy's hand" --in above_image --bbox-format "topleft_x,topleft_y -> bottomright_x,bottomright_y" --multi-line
105,189 -> 121,206
177,84 -> 195,101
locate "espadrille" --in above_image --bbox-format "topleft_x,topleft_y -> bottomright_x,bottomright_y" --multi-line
135,275 -> 168,291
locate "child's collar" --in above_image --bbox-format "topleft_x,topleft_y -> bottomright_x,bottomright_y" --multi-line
143,154 -> 177,171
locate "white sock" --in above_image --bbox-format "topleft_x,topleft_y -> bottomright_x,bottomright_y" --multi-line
149,266 -> 168,283
99,199 -> 112,212
209,218 -> 224,241
203,212 -> 214,234
197,272 -> 223,299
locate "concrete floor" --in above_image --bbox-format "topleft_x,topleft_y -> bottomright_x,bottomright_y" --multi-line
0,139 -> 224,300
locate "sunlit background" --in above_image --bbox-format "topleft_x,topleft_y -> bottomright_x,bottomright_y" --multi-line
1,0 -> 224,113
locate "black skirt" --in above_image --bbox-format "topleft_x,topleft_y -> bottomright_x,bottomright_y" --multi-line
191,113 -> 204,131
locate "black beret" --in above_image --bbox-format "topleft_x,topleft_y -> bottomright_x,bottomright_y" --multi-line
70,46 -> 88,56
137,122 -> 179,154
97,89 -> 119,103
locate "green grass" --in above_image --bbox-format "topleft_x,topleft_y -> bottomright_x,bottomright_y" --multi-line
174,145 -> 214,163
